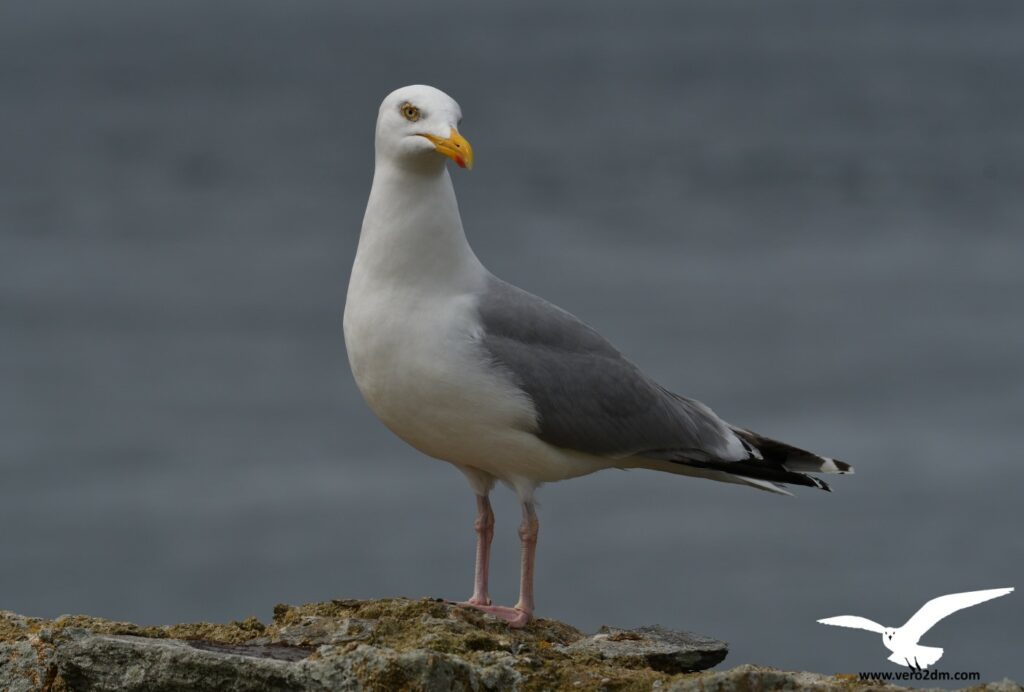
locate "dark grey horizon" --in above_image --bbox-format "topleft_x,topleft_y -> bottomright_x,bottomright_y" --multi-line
2,0 -> 1021,684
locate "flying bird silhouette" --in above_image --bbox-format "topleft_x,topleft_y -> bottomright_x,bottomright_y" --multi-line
818,587 -> 1014,669
344,85 -> 852,627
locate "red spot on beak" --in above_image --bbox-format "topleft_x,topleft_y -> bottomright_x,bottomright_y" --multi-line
454,156 -> 466,169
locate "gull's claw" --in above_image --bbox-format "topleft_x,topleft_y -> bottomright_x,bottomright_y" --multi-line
457,602 -> 531,628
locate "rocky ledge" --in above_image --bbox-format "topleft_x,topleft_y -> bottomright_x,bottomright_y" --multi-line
0,597 -> 1018,691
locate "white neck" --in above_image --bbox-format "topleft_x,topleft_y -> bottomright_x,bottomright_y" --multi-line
353,158 -> 485,293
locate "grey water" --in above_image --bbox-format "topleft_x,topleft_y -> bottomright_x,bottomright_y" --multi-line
2,0 -> 1022,683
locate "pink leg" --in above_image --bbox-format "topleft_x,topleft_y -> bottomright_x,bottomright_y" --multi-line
458,501 -> 537,629
466,494 -> 494,606
514,501 -> 538,617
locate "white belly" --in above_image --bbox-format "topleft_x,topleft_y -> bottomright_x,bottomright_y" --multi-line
345,281 -> 526,463
343,279 -> 611,486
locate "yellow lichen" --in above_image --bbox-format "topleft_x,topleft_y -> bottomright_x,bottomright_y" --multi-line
5,598 -> 718,691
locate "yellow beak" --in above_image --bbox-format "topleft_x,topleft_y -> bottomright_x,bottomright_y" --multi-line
421,128 -> 474,170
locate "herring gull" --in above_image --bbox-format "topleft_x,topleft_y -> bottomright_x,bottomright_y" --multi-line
343,84 -> 853,627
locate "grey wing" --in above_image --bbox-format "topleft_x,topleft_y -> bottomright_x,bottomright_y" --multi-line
476,276 -> 743,461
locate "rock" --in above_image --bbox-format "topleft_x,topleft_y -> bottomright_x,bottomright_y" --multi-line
666,664 -> 1024,692
0,599 -> 1019,691
57,633 -> 315,691
563,625 -> 727,674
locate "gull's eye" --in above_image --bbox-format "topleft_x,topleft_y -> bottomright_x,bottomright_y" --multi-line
400,102 -> 420,122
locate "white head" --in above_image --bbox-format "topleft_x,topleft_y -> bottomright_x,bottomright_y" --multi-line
882,627 -> 897,643
374,85 -> 474,172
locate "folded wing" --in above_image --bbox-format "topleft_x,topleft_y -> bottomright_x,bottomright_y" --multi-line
477,276 -> 848,490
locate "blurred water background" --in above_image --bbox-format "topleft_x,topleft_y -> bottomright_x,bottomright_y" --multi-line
2,0 -> 1022,682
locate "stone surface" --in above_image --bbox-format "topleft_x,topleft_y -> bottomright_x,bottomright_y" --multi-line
563,625 -> 727,674
1,598 -> 1019,691
666,664 -> 1024,692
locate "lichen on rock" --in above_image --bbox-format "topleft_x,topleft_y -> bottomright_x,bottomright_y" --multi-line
1,598 -> 1018,691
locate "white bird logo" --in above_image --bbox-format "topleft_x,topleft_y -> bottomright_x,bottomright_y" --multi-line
818,587 -> 1014,670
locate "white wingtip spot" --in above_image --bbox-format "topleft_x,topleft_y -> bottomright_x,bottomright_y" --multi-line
820,457 -> 854,474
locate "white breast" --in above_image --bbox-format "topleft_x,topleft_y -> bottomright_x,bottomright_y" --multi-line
344,271 -> 538,467
344,160 -> 612,489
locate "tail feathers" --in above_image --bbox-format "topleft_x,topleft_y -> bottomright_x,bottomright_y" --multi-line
731,428 -> 853,475
633,427 -> 852,494
628,458 -> 795,495
688,459 -> 834,491
732,475 -> 794,496
676,427 -> 853,493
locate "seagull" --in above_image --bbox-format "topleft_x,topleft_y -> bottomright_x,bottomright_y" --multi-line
818,587 -> 1014,669
343,84 -> 853,627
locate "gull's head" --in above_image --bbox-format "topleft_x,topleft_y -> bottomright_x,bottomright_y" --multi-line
374,85 -> 473,172
883,627 -> 897,642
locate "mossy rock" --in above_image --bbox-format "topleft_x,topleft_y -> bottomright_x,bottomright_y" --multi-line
1,599 -> 1016,691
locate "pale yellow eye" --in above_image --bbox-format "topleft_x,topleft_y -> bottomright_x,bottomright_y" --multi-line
400,102 -> 420,122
